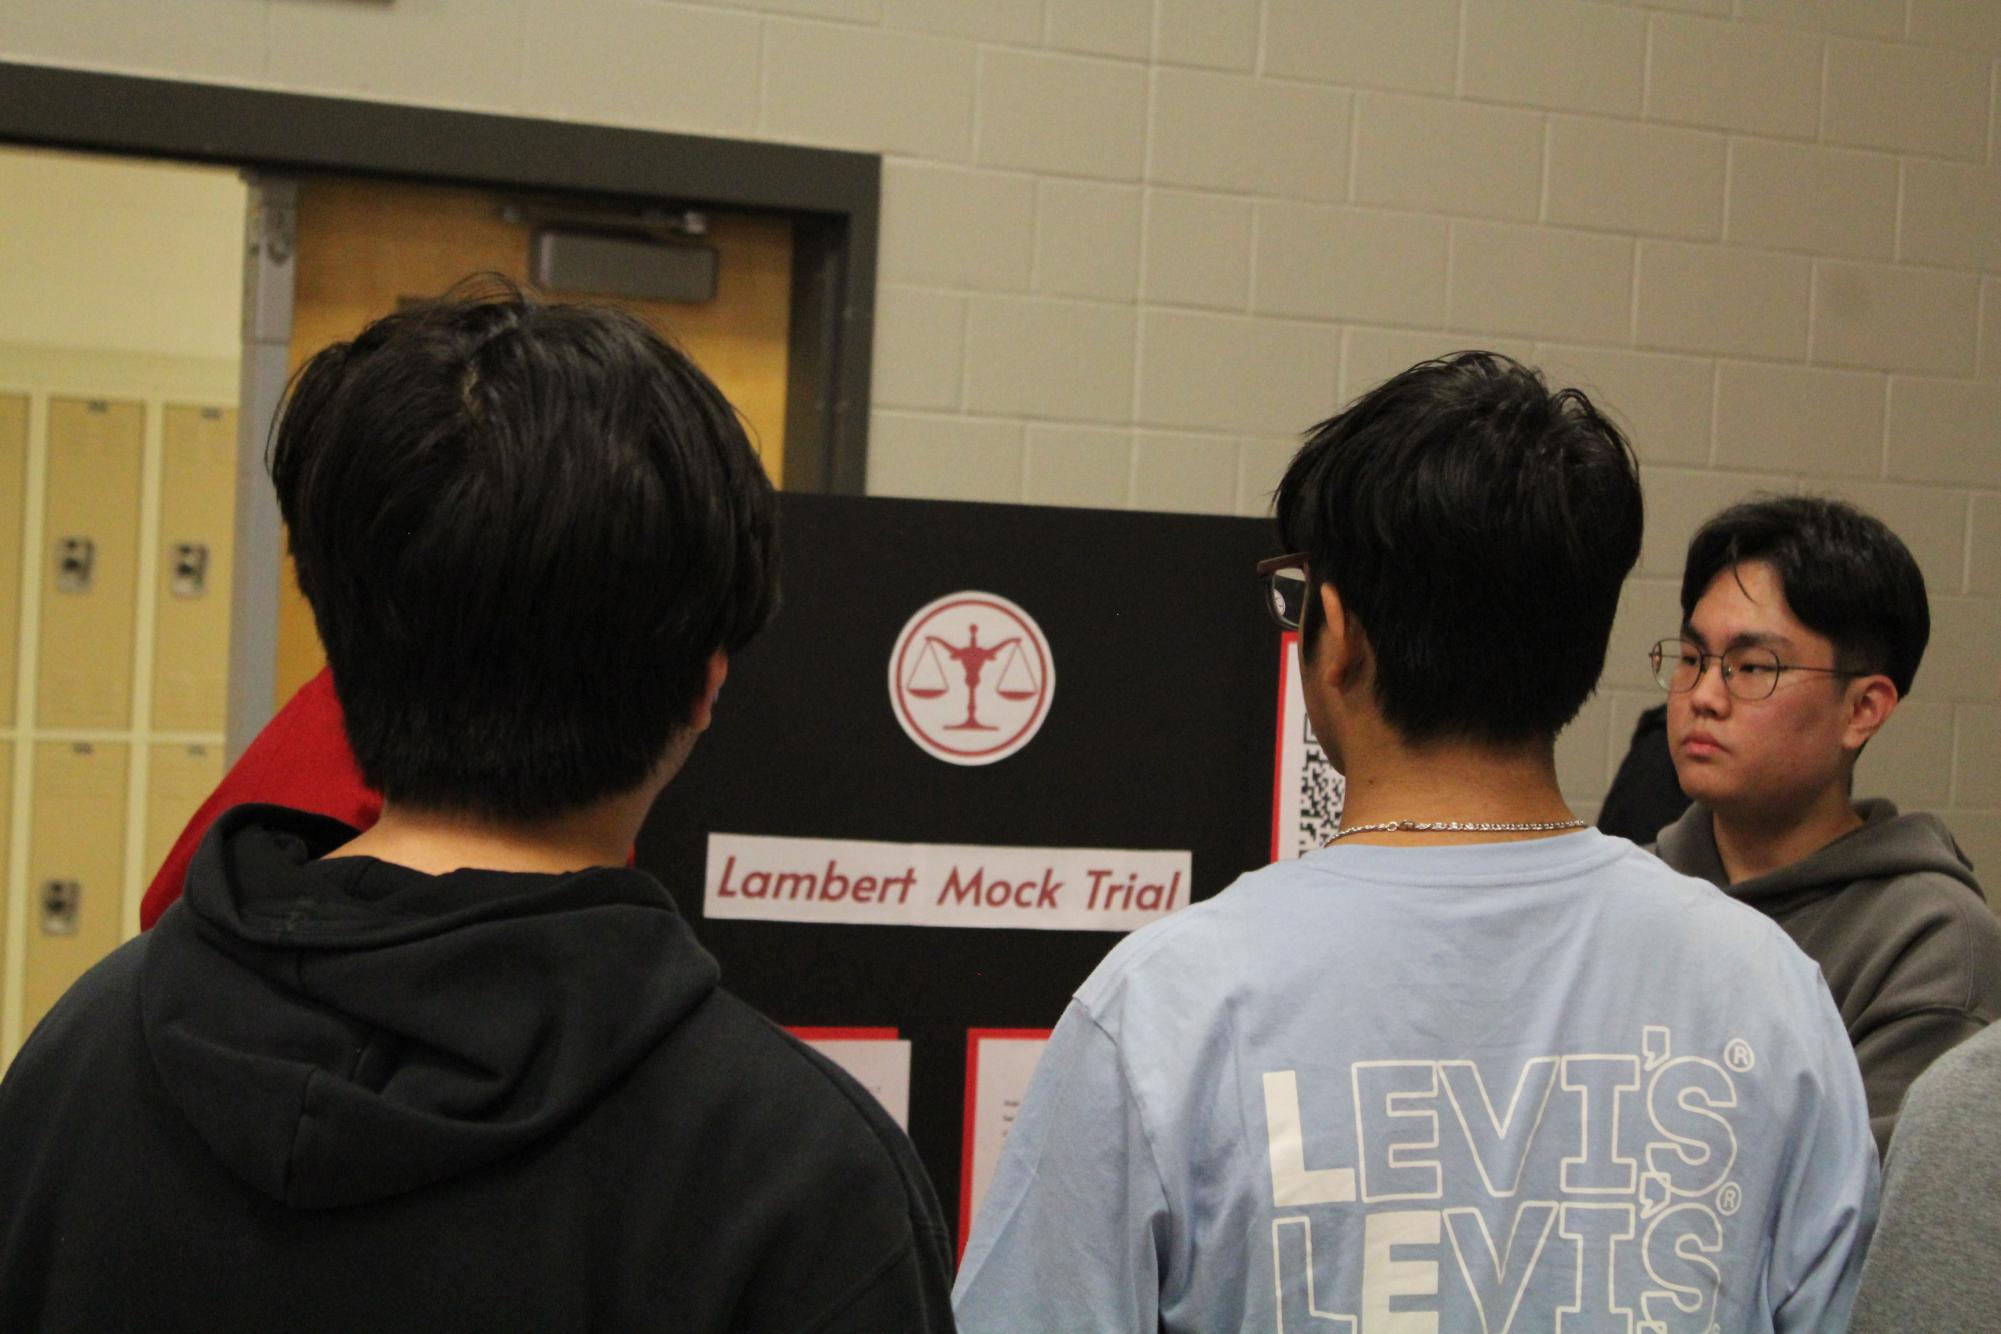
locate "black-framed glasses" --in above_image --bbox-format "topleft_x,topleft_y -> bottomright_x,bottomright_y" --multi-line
1257,553 -> 1309,630
1649,638 -> 1855,702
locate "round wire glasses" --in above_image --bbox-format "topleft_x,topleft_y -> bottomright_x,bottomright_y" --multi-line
1649,637 -> 1853,702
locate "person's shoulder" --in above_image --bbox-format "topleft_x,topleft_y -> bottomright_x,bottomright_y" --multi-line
1870,869 -> 2001,967
1890,1022 -> 2001,1151
1835,804 -> 1986,904
1857,860 -> 1999,936
1599,838 -> 1838,993
1070,857 -> 1313,1009
33,932 -> 146,1028
680,990 -> 923,1173
620,991 -> 951,1329
688,990 -> 873,1097
1909,1020 -> 2001,1100
1832,850 -> 2001,1011
1,934 -> 149,1092
689,993 -> 949,1277
1600,834 -> 1778,923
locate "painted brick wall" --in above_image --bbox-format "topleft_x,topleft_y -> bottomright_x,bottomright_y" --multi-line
4,0 -> 1995,859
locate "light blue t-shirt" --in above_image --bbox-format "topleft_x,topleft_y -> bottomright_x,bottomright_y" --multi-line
954,831 -> 1878,1333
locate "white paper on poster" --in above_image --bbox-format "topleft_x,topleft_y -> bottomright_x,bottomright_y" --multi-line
960,1032 -> 1050,1244
790,1033 -> 912,1130
705,833 -> 1189,932
1271,630 -> 1346,860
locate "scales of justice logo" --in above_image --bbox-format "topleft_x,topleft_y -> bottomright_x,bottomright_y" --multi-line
888,591 -> 1054,766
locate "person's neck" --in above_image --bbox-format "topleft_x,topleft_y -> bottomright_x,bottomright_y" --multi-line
1335,728 -> 1577,845
1709,787 -> 1862,885
326,790 -> 654,876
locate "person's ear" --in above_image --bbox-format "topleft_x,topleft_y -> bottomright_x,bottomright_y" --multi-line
1313,582 -> 1371,694
1840,675 -> 1898,754
687,651 -> 728,732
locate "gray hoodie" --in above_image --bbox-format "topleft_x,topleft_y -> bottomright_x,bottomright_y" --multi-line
1656,797 -> 2001,1155
1851,1022 -> 2001,1332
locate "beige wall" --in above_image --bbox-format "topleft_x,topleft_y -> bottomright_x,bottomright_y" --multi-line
0,146 -> 244,360
4,0 -> 1995,864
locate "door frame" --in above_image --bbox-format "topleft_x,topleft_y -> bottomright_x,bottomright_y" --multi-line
0,61 -> 880,750
0,60 -> 880,495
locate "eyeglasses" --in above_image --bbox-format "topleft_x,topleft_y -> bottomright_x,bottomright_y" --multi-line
1257,553 -> 1310,630
1649,638 -> 1855,702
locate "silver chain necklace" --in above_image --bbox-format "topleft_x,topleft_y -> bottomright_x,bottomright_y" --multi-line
1326,818 -> 1588,843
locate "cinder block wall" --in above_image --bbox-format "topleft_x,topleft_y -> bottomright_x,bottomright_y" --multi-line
6,0 -> 1995,865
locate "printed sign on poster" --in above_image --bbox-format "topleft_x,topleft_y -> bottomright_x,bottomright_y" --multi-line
707,833 -> 1190,933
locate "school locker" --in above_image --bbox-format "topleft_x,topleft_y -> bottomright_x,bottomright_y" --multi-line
0,395 -> 27,728
23,741 -> 128,1035
145,742 -> 223,890
37,398 -> 143,729
152,405 -> 235,731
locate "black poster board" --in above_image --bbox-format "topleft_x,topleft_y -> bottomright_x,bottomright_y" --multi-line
637,492 -> 1283,1235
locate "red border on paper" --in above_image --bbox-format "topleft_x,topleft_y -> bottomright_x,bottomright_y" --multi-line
1270,631 -> 1297,863
785,1026 -> 901,1041
959,1026 -> 1055,1259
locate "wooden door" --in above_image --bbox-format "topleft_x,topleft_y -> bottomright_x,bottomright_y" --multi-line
278,177 -> 794,703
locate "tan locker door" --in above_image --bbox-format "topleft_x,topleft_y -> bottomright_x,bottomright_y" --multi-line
145,743 -> 223,886
38,399 -> 144,729
0,395 -> 26,726
153,406 -> 237,731
277,177 -> 794,703
24,741 -> 128,1034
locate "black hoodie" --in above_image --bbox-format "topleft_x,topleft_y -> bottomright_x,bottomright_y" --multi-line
0,805 -> 955,1332
1656,797 -> 2001,1155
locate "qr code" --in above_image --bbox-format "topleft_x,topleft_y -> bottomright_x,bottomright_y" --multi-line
1296,716 -> 1346,856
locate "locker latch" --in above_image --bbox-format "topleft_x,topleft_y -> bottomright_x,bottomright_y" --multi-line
170,542 -> 209,598
40,880 -> 81,936
55,537 -> 94,593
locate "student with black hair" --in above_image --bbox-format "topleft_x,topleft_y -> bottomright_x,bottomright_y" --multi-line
0,288 -> 955,1331
954,353 -> 1876,1332
1652,495 -> 2001,1154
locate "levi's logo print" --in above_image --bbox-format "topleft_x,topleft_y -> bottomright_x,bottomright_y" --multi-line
1263,1026 -> 1754,1332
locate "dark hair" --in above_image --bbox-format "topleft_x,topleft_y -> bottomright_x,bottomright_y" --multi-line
270,282 -> 777,821
1274,351 -> 1642,747
1680,495 -> 1928,696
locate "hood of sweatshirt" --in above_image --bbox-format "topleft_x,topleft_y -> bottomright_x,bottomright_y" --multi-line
140,804 -> 720,1211
1655,797 -> 1982,919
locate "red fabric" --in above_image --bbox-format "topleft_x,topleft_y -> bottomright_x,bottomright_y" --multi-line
140,668 -> 380,930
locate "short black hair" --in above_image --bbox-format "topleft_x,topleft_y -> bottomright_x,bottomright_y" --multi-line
1680,495 -> 1928,696
271,282 -> 777,821
1275,351 -> 1642,747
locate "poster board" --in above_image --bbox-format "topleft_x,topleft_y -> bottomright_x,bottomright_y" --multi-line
638,493 -> 1281,1232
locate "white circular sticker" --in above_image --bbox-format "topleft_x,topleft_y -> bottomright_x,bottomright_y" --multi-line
888,591 -> 1054,766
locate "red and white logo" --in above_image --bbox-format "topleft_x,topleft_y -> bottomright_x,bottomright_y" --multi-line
888,591 -> 1054,766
